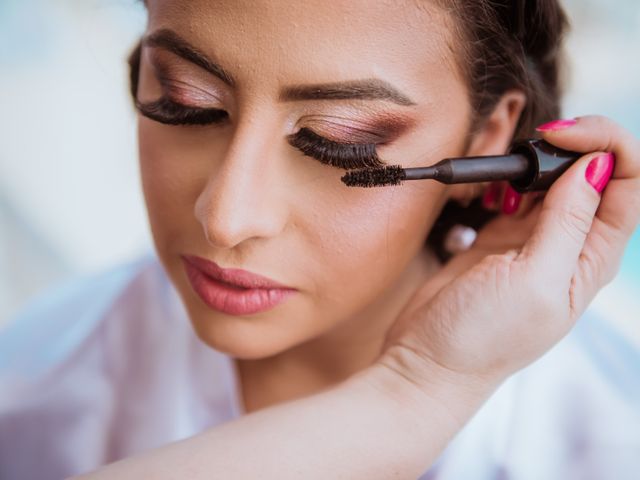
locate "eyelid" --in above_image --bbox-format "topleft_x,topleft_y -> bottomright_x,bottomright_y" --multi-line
158,76 -> 223,107
299,112 -> 414,145
146,48 -> 227,107
301,115 -> 388,144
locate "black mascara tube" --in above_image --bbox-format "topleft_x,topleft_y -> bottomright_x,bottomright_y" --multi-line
508,139 -> 582,192
341,139 -> 583,192
409,139 -> 581,193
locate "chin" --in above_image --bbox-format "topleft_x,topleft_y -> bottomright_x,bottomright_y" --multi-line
186,306 -> 303,360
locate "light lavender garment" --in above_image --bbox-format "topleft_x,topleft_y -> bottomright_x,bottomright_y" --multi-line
1,254 -> 638,479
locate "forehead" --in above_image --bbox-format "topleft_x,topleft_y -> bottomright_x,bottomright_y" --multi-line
146,0 -> 461,102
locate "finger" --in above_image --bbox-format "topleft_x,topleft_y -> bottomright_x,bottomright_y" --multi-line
518,151 -> 614,285
538,116 -> 640,237
499,184 -> 542,217
482,182 -> 502,210
510,190 -> 543,218
501,184 -> 522,215
537,116 -> 640,298
537,115 -> 640,179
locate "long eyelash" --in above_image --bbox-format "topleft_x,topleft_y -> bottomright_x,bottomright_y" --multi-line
134,97 -> 228,126
287,127 -> 384,170
127,42 -> 224,127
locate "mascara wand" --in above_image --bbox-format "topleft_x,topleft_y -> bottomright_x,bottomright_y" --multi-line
341,139 -> 582,193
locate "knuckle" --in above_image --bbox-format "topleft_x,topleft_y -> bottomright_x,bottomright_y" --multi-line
582,115 -> 617,152
590,114 -> 613,127
479,249 -> 520,275
584,114 -> 613,132
550,204 -> 593,245
578,249 -> 603,288
490,248 -> 530,286
583,115 -> 639,161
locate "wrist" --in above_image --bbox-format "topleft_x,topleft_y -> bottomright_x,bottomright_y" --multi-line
360,347 -> 500,431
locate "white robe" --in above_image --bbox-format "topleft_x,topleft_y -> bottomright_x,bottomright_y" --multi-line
1,254 -> 639,479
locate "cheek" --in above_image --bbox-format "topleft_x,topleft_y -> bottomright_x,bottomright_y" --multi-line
139,124 -> 186,253
305,181 -> 445,312
137,120 -> 222,251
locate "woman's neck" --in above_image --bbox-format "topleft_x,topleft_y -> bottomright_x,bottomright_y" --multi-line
233,247 -> 442,414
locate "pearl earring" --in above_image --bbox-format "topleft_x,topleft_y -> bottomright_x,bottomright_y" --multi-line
443,224 -> 478,255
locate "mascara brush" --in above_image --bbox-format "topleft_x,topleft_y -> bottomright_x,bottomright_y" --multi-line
341,139 -> 582,193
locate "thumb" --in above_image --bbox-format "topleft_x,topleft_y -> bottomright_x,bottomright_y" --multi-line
518,151 -> 615,284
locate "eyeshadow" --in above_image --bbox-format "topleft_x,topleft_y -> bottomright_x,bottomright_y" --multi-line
144,49 -> 225,107
368,114 -> 417,142
302,113 -> 416,145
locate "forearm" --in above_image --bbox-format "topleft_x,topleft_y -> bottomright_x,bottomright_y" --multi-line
74,363 -> 492,480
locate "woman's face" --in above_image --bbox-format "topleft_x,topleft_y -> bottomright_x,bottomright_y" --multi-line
136,0 -> 473,359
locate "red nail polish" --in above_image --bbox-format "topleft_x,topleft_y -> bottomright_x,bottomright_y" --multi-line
585,152 -> 615,194
482,183 -> 500,209
502,185 -> 522,215
535,119 -> 577,132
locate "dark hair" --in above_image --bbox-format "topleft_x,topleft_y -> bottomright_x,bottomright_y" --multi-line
426,0 -> 570,263
127,1 -> 569,263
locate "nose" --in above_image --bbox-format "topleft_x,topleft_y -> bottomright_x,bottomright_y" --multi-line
194,126 -> 289,250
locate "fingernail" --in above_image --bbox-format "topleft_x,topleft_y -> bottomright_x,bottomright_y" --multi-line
585,152 -> 615,194
482,182 -> 500,209
502,185 -> 522,215
535,118 -> 577,132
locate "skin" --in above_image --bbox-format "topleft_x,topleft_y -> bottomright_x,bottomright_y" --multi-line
74,0 -> 640,476
136,0 -> 530,413
75,112 -> 640,479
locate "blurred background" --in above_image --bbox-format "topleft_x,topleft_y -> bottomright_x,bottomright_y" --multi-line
1,0 -> 639,342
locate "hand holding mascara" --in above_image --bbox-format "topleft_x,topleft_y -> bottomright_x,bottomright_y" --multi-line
341,139 -> 582,193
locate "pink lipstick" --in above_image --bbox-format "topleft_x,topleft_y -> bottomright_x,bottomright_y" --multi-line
181,254 -> 297,315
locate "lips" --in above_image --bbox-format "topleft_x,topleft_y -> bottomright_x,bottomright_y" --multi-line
180,254 -> 297,315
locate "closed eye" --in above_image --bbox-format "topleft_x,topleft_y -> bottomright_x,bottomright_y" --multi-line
134,97 -> 385,171
286,128 -> 385,170
134,96 -> 228,126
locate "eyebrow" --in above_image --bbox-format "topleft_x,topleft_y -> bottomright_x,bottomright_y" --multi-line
279,79 -> 415,106
142,28 -> 417,107
142,28 -> 236,87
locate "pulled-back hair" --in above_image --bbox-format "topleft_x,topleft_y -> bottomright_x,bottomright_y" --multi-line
426,0 -> 570,262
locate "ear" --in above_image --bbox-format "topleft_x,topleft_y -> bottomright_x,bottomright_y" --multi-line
448,89 -> 527,206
